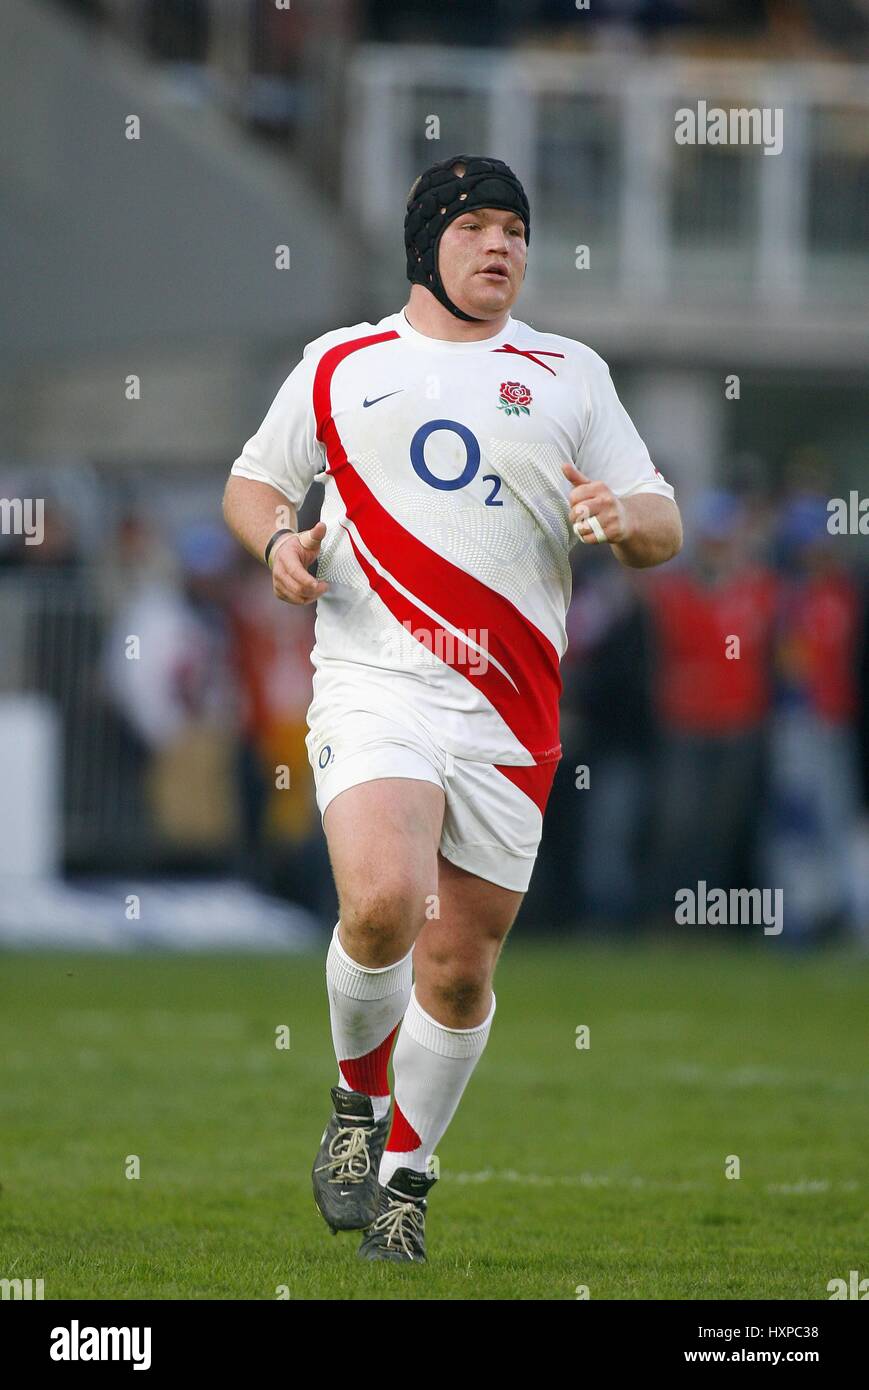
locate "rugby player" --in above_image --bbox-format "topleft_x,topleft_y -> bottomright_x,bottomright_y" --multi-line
223,155 -> 682,1262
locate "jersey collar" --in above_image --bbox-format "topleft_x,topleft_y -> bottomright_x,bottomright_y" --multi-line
390,309 -> 519,354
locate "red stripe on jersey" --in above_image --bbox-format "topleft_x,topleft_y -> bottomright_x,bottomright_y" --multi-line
339,1024 -> 399,1099
386,1100 -> 423,1154
342,525 -> 552,763
313,330 -> 562,764
494,757 -> 559,816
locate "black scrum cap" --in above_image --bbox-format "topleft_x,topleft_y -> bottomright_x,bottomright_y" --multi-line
404,154 -> 530,322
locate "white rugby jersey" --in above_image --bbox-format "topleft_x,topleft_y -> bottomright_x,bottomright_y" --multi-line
231,309 -> 675,777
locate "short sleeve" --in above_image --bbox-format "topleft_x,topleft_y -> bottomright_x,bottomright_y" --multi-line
576,351 -> 675,502
230,350 -> 323,509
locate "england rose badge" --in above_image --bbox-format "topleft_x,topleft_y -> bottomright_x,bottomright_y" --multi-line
497,381 -> 532,416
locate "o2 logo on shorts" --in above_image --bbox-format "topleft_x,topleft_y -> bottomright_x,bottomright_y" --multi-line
317,744 -> 334,769
409,419 -> 502,506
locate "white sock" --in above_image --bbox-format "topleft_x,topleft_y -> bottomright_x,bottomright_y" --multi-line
326,923 -> 413,1122
380,985 -> 496,1183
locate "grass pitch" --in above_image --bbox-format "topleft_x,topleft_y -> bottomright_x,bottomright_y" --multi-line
0,939 -> 866,1300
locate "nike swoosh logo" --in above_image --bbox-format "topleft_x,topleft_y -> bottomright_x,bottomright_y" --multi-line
363,390 -> 403,408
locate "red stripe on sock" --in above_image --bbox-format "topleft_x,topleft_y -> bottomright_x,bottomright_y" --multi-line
386,1100 -> 422,1153
339,1025 -> 398,1098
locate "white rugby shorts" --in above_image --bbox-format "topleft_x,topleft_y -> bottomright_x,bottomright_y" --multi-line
305,703 -> 558,892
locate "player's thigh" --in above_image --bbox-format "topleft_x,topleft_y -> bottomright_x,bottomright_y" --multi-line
323,777 -> 446,952
413,756 -> 552,1014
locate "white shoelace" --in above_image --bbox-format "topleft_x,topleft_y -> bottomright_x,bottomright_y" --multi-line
371,1197 -> 425,1257
315,1124 -> 374,1183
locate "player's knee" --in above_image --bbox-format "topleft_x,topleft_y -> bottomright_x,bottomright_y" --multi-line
339,876 -> 425,963
428,968 -> 490,1023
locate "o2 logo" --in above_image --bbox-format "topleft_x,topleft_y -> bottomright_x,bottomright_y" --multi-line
317,744 -> 334,770
409,419 -> 502,506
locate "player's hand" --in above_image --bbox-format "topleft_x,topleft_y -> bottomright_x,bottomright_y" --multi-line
562,462 -> 630,545
270,521 -> 329,605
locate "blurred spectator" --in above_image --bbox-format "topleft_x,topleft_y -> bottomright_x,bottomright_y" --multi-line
98,511 -> 332,908
644,491 -> 778,907
762,496 -> 864,940
227,555 -> 321,879
103,518 -> 238,850
2,502 -> 103,835
556,558 -> 657,924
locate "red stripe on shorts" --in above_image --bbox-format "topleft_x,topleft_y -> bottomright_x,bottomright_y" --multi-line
494,757 -> 560,816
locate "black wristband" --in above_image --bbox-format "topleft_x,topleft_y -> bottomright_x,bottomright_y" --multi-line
264,527 -> 296,569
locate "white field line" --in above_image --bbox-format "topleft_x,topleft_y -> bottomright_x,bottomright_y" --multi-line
659,1063 -> 866,1092
444,1169 -> 859,1194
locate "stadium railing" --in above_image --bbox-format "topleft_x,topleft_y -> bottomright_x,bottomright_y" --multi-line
344,46 -> 869,365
